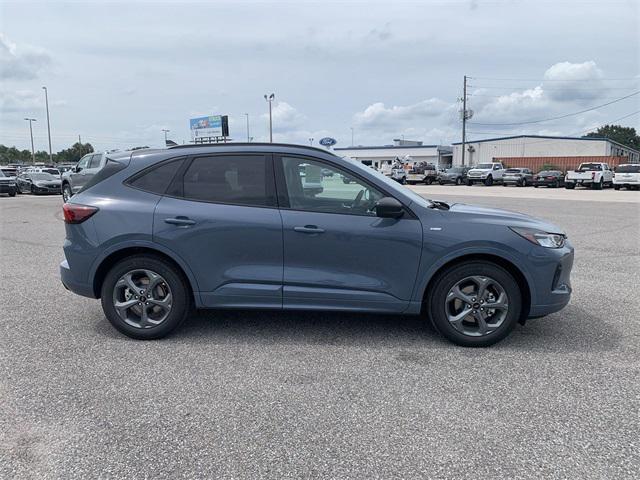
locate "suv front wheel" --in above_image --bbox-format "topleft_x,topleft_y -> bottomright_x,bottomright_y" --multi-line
62,183 -> 73,202
101,255 -> 191,340
427,261 -> 522,347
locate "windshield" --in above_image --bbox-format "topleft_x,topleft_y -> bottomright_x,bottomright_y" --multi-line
29,173 -> 57,180
505,169 -> 521,173
475,164 -> 494,169
446,167 -> 464,173
579,163 -> 602,171
538,171 -> 558,176
615,165 -> 640,173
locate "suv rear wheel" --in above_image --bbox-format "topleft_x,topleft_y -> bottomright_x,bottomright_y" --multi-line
100,255 -> 191,340
427,261 -> 522,347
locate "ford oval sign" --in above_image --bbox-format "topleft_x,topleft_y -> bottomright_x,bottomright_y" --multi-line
319,137 -> 337,147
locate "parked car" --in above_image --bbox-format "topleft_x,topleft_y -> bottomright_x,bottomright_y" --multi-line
60,143 -> 574,347
466,162 -> 505,186
61,152 -> 105,202
438,167 -> 470,185
0,169 -> 17,197
16,172 -> 62,194
406,162 -> 438,185
21,166 -> 61,177
565,162 -> 613,190
502,168 -> 534,187
613,164 -> 640,190
533,170 -> 565,188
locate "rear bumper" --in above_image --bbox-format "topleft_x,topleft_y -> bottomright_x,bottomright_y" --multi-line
60,259 -> 96,298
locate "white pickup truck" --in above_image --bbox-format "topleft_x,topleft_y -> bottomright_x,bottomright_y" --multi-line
565,162 -> 613,190
466,162 -> 505,186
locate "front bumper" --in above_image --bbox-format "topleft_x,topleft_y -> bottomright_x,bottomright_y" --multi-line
32,184 -> 61,194
0,183 -> 16,193
528,241 -> 574,317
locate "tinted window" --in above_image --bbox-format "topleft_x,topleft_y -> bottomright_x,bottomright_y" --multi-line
579,163 -> 602,171
182,155 -> 272,207
128,158 -> 184,194
88,154 -> 102,169
280,156 -> 384,216
505,169 -> 521,173
615,164 -> 640,173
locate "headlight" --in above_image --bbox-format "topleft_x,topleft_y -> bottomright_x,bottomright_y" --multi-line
510,227 -> 566,248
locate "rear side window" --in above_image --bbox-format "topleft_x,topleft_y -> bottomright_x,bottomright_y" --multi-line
88,155 -> 102,169
128,158 -> 185,195
79,158 -> 129,194
181,155 -> 274,207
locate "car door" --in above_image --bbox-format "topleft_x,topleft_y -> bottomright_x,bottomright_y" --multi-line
152,153 -> 284,309
70,155 -> 92,192
275,155 -> 423,313
82,154 -> 103,185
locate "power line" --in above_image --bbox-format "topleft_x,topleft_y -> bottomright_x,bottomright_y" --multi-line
469,76 -> 640,82
468,90 -> 640,126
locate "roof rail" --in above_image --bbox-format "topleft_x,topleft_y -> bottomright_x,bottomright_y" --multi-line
168,142 -> 337,155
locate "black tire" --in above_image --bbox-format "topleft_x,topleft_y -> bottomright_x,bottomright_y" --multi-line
455,177 -> 462,186
439,180 -> 445,185
552,181 -> 558,188
484,175 -> 493,186
614,185 -> 620,190
400,177 -> 407,185
30,185 -> 37,195
100,255 -> 191,340
565,183 -> 575,189
427,261 -> 522,347
424,177 -> 433,185
534,184 -> 539,188
62,183 -> 73,203
593,179 -> 603,190
466,180 -> 473,186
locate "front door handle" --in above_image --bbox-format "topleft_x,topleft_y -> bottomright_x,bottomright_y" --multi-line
293,225 -> 325,234
164,216 -> 196,226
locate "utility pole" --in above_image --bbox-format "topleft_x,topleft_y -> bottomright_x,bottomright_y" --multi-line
244,113 -> 250,142
42,87 -> 53,163
24,118 -> 37,163
264,93 -> 274,143
162,129 -> 170,145
461,75 -> 468,166
78,134 -> 82,144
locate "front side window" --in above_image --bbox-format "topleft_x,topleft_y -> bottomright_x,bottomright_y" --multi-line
182,155 -> 273,207
77,156 -> 91,170
280,156 -> 384,216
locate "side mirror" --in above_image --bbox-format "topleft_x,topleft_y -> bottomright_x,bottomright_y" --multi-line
375,197 -> 404,219
74,166 -> 81,173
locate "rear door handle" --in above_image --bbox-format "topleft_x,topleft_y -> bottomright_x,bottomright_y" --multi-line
164,216 -> 196,226
293,225 -> 325,234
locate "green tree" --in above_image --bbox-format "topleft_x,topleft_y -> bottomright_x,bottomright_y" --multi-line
585,125 -> 640,150
54,142 -> 94,164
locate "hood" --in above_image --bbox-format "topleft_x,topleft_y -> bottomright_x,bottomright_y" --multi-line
447,202 -> 564,234
34,180 -> 61,187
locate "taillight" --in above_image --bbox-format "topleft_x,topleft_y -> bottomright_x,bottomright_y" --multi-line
592,172 -> 596,179
63,203 -> 98,224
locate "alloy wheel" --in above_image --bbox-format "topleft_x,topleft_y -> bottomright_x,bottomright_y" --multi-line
444,275 -> 509,337
112,269 -> 173,329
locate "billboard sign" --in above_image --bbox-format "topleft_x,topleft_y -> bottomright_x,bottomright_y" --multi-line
190,115 -> 223,139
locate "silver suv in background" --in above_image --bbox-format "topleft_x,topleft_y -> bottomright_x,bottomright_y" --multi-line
61,152 -> 105,202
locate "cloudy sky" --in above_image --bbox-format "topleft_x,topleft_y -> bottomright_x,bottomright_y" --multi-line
1,0 -> 639,152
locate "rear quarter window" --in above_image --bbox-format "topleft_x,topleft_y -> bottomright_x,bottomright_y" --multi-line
127,158 -> 185,195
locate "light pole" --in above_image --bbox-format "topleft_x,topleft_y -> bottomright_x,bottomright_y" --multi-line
42,87 -> 52,163
162,129 -> 170,145
244,113 -> 250,142
350,127 -> 354,146
264,93 -> 274,143
24,118 -> 37,163
308,137 -> 314,146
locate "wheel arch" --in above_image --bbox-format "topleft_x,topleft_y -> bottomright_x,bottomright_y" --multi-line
421,253 -> 531,324
92,246 -> 199,304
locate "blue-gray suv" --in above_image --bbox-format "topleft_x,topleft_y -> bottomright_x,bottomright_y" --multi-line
60,144 -> 573,347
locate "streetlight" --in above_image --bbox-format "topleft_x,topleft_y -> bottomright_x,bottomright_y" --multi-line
244,113 -> 250,142
42,87 -> 52,163
264,93 -> 275,143
24,118 -> 37,164
162,129 -> 170,145
308,137 -> 314,146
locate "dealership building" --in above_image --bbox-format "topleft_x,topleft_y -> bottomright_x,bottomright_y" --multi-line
335,139 -> 453,169
452,135 -> 639,170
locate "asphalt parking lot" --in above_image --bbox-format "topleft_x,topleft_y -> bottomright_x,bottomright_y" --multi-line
1,188 -> 639,479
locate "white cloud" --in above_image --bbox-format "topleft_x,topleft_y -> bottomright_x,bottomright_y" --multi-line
353,98 -> 449,129
262,101 -> 306,132
542,61 -> 605,102
0,33 -> 51,80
